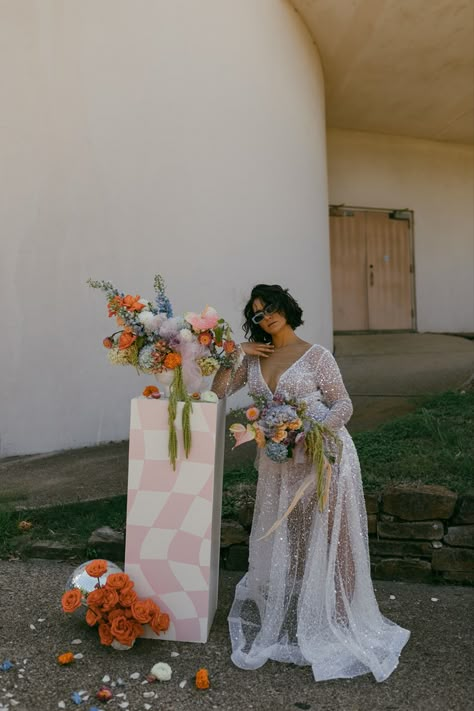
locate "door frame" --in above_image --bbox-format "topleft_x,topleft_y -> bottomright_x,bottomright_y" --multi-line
329,205 -> 417,333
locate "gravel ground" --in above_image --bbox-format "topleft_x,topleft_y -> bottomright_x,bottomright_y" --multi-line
0,561 -> 472,711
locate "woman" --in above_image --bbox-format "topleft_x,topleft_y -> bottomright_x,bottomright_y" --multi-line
212,284 -> 410,682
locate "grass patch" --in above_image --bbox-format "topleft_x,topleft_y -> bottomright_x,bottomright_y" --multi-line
0,497 -> 127,558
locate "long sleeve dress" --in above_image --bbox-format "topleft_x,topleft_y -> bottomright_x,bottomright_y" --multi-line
213,344 -> 410,682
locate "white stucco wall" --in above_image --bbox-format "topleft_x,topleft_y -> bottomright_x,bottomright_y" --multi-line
0,0 -> 330,456
327,129 -> 474,333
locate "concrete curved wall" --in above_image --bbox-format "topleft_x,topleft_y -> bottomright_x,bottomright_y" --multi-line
0,0 -> 330,455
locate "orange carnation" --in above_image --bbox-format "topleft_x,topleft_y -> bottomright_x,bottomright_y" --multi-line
142,385 -> 159,398
195,668 -> 210,690
131,598 -> 156,624
122,294 -> 145,312
85,560 -> 108,578
118,329 -> 137,351
163,352 -> 182,370
61,588 -> 83,613
98,622 -> 113,646
105,573 -> 130,590
57,652 -> 75,665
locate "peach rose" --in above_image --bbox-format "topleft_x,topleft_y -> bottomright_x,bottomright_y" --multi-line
254,427 -> 266,448
105,573 -> 130,590
57,652 -> 75,665
118,329 -> 137,351
272,428 -> 287,443
163,352 -> 182,370
110,616 -> 136,646
150,611 -> 170,635
131,598 -> 156,624
101,587 -> 119,612
119,587 -> 138,608
61,588 -> 83,613
98,622 -> 113,646
86,608 -> 101,626
85,560 -> 108,578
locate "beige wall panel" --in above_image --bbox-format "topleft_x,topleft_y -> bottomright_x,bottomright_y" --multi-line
330,212 -> 368,330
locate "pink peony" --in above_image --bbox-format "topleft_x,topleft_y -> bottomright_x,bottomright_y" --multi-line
185,306 -> 219,332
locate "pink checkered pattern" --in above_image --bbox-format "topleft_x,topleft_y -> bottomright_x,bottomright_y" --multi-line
124,397 -> 225,643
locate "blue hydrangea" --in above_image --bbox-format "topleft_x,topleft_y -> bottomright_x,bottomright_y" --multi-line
265,441 -> 288,463
138,344 -> 156,371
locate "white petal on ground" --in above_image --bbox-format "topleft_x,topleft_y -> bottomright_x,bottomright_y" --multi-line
130,672 -> 140,680
102,675 -> 110,683
71,639 -> 82,645
179,680 -> 187,689
431,597 -> 439,602
170,651 -> 180,657
73,653 -> 84,660
389,595 -> 396,600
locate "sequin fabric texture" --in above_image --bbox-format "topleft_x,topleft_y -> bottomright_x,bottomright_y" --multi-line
213,345 -> 410,682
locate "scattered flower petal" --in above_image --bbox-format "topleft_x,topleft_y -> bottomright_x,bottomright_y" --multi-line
116,678 -> 126,686
0,660 -> 13,671
389,595 -> 396,600
96,687 -> 113,702
170,651 -> 180,657
179,680 -> 187,689
118,703 -> 129,709
71,692 -> 83,705
37,618 -> 46,623
143,692 -> 155,698
129,672 -> 140,680
71,639 -> 82,645
431,597 -> 439,602
150,662 -> 172,682
29,624 -> 36,630
57,703 -> 66,709
145,674 -> 156,683
144,705 -> 152,711
73,653 -> 84,660
195,668 -> 210,690
57,652 -> 74,665
102,675 -> 110,683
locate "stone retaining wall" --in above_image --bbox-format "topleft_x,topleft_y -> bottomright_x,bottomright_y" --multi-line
221,484 -> 474,584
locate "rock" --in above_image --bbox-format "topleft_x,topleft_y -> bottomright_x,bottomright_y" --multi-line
370,540 -> 433,558
443,525 -> 474,548
220,520 -> 249,548
380,513 -> 395,522
88,527 -> 125,558
432,547 -> 474,572
364,493 -> 379,514
451,492 -> 474,525
237,503 -> 255,531
378,520 -> 444,540
367,515 -> 377,535
225,544 -> 249,571
231,483 -> 257,531
22,540 -> 87,559
372,557 -> 432,583
440,570 -> 474,584
382,484 -> 457,521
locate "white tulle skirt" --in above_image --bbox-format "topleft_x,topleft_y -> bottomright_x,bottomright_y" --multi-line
228,429 -> 410,682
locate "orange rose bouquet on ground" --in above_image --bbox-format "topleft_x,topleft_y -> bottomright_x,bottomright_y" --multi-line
61,560 -> 169,649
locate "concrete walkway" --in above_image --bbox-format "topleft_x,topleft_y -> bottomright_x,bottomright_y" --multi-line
0,560 -> 472,711
0,333 -> 472,511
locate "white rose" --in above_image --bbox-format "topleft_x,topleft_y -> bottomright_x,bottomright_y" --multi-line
150,662 -> 172,682
179,328 -> 193,343
138,311 -> 163,334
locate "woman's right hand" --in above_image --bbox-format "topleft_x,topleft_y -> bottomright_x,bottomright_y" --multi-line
240,342 -> 274,358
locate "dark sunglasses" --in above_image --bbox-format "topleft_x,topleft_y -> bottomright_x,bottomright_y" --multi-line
251,303 -> 278,325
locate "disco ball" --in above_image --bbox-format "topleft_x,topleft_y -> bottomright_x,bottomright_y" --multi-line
65,560 -> 124,595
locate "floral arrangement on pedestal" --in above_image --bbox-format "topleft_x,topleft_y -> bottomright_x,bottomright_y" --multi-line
88,275 -> 236,467
230,395 -> 342,530
61,559 -> 169,649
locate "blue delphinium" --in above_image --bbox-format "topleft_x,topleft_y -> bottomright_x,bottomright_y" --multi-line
265,441 -> 288,462
154,274 -> 173,317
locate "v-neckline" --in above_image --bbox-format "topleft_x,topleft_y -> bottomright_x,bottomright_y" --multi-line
257,344 -> 315,396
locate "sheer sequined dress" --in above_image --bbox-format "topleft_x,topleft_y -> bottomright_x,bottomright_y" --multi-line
213,344 -> 410,682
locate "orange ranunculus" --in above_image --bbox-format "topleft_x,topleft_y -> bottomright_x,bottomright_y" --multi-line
86,607 -> 101,626
98,622 -> 114,646
85,559 -> 108,578
101,587 -> 119,612
195,668 -> 210,690
272,428 -> 287,443
198,331 -> 213,346
150,611 -> 170,635
119,587 -> 138,608
57,652 -> 75,665
103,337 -> 113,349
110,616 -> 135,647
105,573 -> 130,590
122,294 -> 146,312
223,340 -> 235,354
163,352 -> 182,370
86,588 -> 105,609
142,385 -> 159,398
131,598 -> 156,624
118,329 -> 137,351
61,588 -> 83,613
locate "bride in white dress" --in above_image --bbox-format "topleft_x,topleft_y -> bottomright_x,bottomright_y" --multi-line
212,284 -> 410,682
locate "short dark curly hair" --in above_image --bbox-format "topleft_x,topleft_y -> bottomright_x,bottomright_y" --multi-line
242,284 -> 304,343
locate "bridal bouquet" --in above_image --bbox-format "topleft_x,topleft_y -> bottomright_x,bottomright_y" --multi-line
230,395 -> 341,517
88,275 -> 236,467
